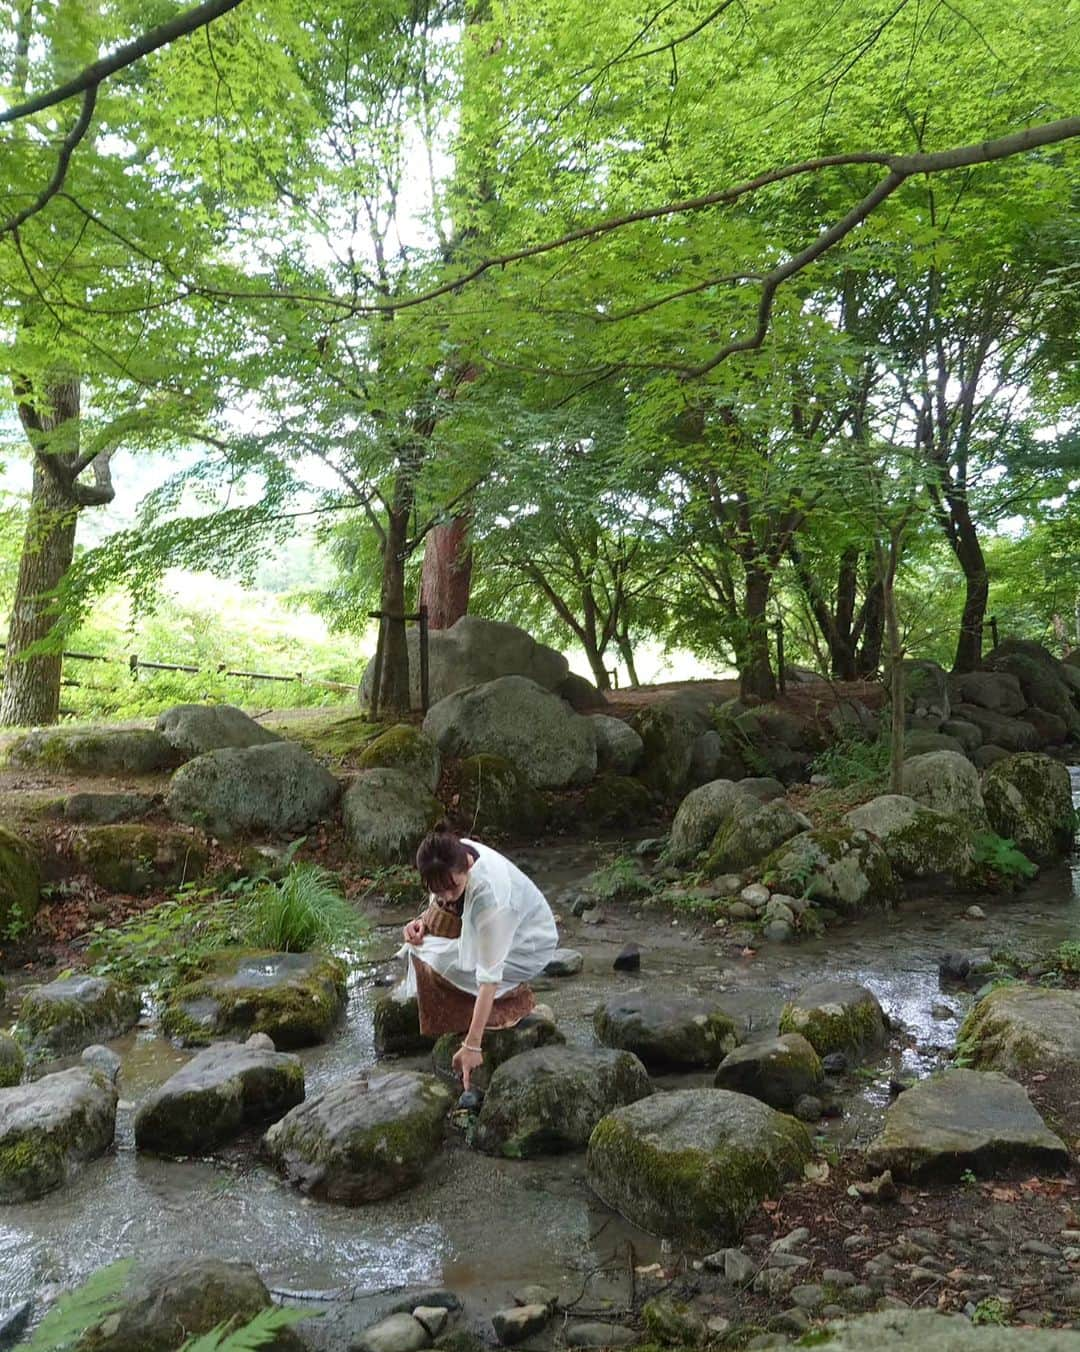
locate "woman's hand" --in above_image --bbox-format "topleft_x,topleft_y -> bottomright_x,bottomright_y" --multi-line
452,1042 -> 484,1091
403,917 -> 427,945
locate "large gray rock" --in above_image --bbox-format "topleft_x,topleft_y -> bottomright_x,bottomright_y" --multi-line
866,1068 -> 1067,1181
714,1034 -> 823,1111
362,615 -> 570,711
262,1069 -> 451,1203
17,975 -> 140,1060
160,950 -> 347,1049
356,725 -> 442,792
813,1309 -> 1080,1350
455,754 -> 548,836
901,749 -> 987,826
844,794 -> 973,879
342,768 -> 440,864
667,780 -> 758,866
71,824 -> 208,895
689,730 -> 747,786
167,741 -> 341,838
982,753 -> 1076,862
156,703 -> 282,756
635,703 -> 700,797
940,718 -> 983,751
134,1037 -> 305,1154
70,1256 -> 303,1352
594,993 -> 740,1071
903,659 -> 950,724
7,727 -> 175,775
705,798 -> 810,875
984,642 -> 1080,737
761,827 -> 897,912
951,670 -> 1027,715
0,1066 -> 117,1201
423,676 -> 596,789
952,703 -> 1041,752
474,1045 -> 652,1157
586,1088 -> 812,1248
779,981 -> 887,1057
593,716 -> 644,776
60,791 -> 155,824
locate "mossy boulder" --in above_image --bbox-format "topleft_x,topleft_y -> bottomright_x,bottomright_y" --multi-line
582,775 -> 653,830
594,993 -> 740,1071
984,645 -> 1080,738
0,825 -> 39,939
951,670 -> 1027,715
865,1068 -> 1067,1182
167,741 -> 341,839
156,703 -> 282,757
342,767 -> 441,864
714,1034 -> 823,1111
455,754 -> 547,836
901,749 -> 987,827
473,1045 -> 652,1158
160,949 -> 347,1049
633,703 -> 698,799
71,1255 -> 304,1352
0,1035 -> 23,1088
761,827 -> 897,913
17,975 -> 140,1060
432,1013 -> 566,1093
6,727 -> 176,775
593,716 -> 644,776
0,1066 -> 117,1202
956,985 -> 1080,1125
705,798 -> 810,875
262,1068 -> 451,1203
952,703 -> 1041,753
60,792 -> 156,824
357,724 -> 442,793
902,659 -> 950,723
844,794 -> 974,880
586,1088 -> 812,1248
814,1309 -> 1080,1349
779,981 -> 888,1058
982,753 -> 1076,863
374,993 -> 437,1057
134,1036 -> 305,1155
667,780 -> 758,866
72,825 -> 208,894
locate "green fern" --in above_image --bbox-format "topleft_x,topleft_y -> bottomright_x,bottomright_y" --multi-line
972,831 -> 1038,881
23,1260 -> 133,1350
180,1305 -> 310,1350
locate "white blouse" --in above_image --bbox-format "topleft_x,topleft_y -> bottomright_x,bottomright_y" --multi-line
456,839 -> 558,986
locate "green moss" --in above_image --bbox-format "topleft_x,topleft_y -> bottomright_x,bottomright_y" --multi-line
0,1130 -> 62,1198
374,994 -> 435,1056
779,997 -> 884,1057
456,754 -> 547,836
0,825 -> 39,939
277,712 -> 387,762
0,1036 -> 20,1089
357,725 -> 440,788
582,775 -> 653,829
73,825 -> 208,894
17,979 -> 140,1057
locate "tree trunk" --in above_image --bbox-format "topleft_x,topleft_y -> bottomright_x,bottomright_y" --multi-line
877,533 -> 905,793
951,510 -> 989,671
616,627 -> 640,688
855,569 -> 885,678
740,564 -> 777,702
419,514 -> 472,629
377,496 -> 413,718
584,644 -> 612,692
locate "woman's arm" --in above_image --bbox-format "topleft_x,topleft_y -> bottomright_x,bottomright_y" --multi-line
452,982 -> 497,1090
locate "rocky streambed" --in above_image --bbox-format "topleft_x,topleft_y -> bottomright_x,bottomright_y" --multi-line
0,770 -> 1075,1348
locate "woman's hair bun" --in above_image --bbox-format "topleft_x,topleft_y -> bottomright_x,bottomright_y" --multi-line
432,819 -> 454,835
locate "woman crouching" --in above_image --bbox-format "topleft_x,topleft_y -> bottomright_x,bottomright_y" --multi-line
400,823 -> 558,1090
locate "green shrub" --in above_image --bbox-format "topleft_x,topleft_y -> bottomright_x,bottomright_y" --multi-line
242,863 -> 367,952
809,735 -> 890,789
972,831 -> 1038,881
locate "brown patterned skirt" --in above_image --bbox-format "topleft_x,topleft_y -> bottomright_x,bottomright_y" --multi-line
411,955 -> 536,1037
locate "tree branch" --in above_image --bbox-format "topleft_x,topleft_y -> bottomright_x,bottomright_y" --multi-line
0,87 -> 96,235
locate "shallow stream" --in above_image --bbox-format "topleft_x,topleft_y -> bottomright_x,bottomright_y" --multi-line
2,770 -> 1079,1336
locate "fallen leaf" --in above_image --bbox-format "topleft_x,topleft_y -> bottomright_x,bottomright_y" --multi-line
804,1160 -> 830,1184
990,1186 -> 1020,1201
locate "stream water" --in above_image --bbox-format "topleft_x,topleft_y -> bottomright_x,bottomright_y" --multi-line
2,770 -> 1079,1336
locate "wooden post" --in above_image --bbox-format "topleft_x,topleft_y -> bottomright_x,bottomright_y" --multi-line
418,605 -> 430,713
369,615 -> 387,719
129,654 -> 138,681
775,620 -> 786,695
989,614 -> 999,649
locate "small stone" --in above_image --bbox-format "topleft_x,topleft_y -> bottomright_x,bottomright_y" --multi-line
909,1266 -> 943,1282
770,1307 -> 810,1335
847,1284 -> 875,1307
80,1045 -> 121,1084
771,1227 -> 810,1253
793,1095 -> 822,1122
754,1267 -> 797,1298
413,1308 -> 448,1338
966,905 -> 986,920
877,1296 -> 909,1312
514,1284 -> 557,1311
764,920 -> 793,943
581,909 -> 603,925
931,1002 -> 956,1021
791,1284 -> 825,1310
727,902 -> 756,920
492,1304 -> 550,1345
766,1252 -> 810,1271
822,1052 -> 848,1074
853,1171 -> 898,1202
765,902 -> 795,926
1020,1240 -> 1062,1258
821,1304 -> 845,1319
724,1249 -> 757,1285
706,1315 -> 731,1336
352,1313 -> 431,1352
823,1269 -> 855,1288
564,1323 -> 637,1348
844,1235 -> 870,1252
614,944 -> 641,973
545,949 -> 583,977
715,874 -> 742,893
741,883 -> 771,906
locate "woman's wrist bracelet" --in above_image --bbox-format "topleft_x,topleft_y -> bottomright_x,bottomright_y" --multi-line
463,1042 -> 483,1054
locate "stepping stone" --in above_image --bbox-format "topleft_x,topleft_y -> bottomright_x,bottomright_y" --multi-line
866,1068 -> 1067,1182
354,1313 -> 432,1352
432,1013 -> 565,1093
586,1088 -> 812,1248
0,1067 -> 117,1202
544,948 -> 583,977
473,1045 -> 652,1157
594,993 -> 739,1071
779,981 -> 887,1057
374,994 -> 436,1057
262,1069 -> 450,1203
714,1034 -> 823,1111
160,949 -> 346,1049
17,975 -> 140,1060
135,1036 -> 304,1154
